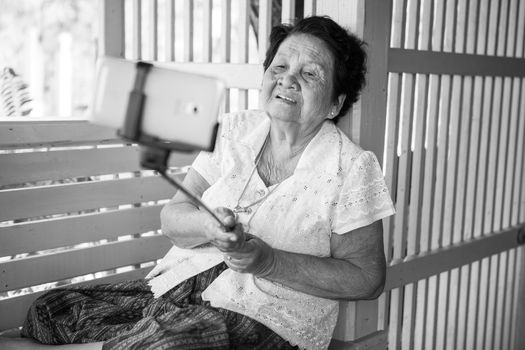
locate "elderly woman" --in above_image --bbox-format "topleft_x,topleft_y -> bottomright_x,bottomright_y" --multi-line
6,15 -> 394,350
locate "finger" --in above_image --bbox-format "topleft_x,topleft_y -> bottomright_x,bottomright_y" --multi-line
145,264 -> 163,280
214,207 -> 236,229
204,221 -> 238,243
227,223 -> 245,242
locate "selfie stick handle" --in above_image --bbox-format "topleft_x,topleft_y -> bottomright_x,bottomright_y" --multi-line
119,61 -> 227,231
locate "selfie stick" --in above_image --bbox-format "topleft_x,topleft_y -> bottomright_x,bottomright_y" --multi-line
118,61 -> 226,230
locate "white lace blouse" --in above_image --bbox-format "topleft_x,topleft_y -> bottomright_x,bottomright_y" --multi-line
171,110 -> 394,350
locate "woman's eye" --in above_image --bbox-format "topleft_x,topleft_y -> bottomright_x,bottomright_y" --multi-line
303,71 -> 316,79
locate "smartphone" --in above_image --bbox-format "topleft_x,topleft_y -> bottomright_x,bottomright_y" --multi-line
90,56 -> 225,151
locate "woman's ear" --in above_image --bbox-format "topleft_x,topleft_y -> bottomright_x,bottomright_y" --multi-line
329,94 -> 347,119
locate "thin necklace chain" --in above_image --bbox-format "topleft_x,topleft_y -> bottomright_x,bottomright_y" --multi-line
233,134 -> 271,215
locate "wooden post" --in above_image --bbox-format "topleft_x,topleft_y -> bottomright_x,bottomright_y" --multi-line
99,0 -> 125,58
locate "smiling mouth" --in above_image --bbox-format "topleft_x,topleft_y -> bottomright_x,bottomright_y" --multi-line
276,94 -> 297,103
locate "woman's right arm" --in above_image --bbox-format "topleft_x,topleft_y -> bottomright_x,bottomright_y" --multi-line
160,168 -> 239,249
160,168 -> 213,248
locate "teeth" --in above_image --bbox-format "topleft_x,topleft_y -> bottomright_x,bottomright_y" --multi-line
277,95 -> 296,103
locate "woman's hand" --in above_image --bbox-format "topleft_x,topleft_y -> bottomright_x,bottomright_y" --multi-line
224,234 -> 276,277
203,207 -> 245,252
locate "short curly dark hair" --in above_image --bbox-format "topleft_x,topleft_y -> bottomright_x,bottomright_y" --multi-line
263,16 -> 367,123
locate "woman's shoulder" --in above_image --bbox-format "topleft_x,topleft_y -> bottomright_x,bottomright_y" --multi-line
219,109 -> 268,138
335,127 -> 367,167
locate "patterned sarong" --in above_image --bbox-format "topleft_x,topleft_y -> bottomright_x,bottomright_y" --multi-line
22,263 -> 298,349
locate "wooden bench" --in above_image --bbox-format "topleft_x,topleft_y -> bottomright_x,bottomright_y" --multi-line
0,118 -> 388,349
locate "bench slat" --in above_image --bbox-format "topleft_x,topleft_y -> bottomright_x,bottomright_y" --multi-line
0,267 -> 153,331
0,147 -> 196,187
0,235 -> 171,293
157,62 -> 263,89
0,121 -> 118,149
0,175 -> 181,222
0,205 -> 163,256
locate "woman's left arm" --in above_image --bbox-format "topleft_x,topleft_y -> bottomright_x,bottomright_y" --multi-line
226,219 -> 386,301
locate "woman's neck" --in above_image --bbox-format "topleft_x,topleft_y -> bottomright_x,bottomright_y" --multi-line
256,120 -> 323,186
267,120 -> 323,161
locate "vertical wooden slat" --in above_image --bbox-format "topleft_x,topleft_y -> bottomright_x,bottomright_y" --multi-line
303,0 -> 316,17
465,0 -> 479,54
221,0 -> 231,111
390,0 -> 405,48
455,0 -> 468,53
132,0 -> 142,59
476,0 -> 490,55
516,0 -> 525,57
455,264 -> 470,349
476,257 -> 490,350
493,77 -> 512,230
281,0 -> 296,24
420,73 -> 440,252
383,73 -> 401,262
407,74 -> 426,258
486,0 -> 501,55
497,0 -> 510,56
100,0 -> 125,58
493,251 -> 508,350
220,0 -> 231,62
465,261 -> 480,349
413,278 -> 428,350
435,271 -> 449,350
258,0 -> 272,62
484,254 -> 499,350
445,268 -> 460,350
454,76 -> 473,242
473,77 -> 493,236
442,75 -> 462,247
507,0 -> 519,57
431,0 -> 446,51
463,76 -> 483,240
512,80 -> 525,225
147,0 -> 158,60
442,0 -> 456,52
202,0 -> 212,62
392,74 -> 413,260
401,283 -> 416,350
417,0 -> 432,51
183,0 -> 194,62
424,275 -> 438,350
431,75 -> 450,248
164,0 -> 175,61
503,77 -> 520,229
502,249 -> 516,350
237,0 -> 250,110
389,287 -> 402,350
483,77 -> 503,234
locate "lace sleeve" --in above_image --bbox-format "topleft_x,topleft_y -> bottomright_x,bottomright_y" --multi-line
331,150 -> 395,234
191,114 -> 227,185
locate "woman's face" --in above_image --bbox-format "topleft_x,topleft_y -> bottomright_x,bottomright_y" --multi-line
261,33 -> 341,131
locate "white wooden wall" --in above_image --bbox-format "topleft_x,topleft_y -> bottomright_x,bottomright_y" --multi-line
379,0 -> 525,349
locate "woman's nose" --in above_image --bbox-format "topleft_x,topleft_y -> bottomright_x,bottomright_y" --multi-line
278,72 -> 298,89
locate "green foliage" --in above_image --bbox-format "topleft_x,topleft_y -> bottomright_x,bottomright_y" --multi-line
0,0 -> 97,118
0,67 -> 33,117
